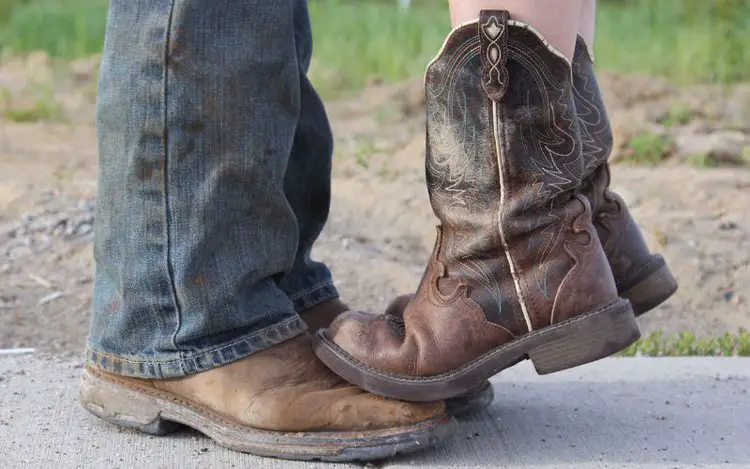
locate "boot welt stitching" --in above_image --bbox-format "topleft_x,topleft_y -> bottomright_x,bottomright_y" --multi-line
321,298 -> 625,383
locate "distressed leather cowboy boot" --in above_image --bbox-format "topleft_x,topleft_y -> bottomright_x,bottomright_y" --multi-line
379,35 -> 679,411
313,11 -> 641,402
573,36 -> 678,315
301,299 -> 495,417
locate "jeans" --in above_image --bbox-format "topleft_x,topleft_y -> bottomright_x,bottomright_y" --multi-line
86,0 -> 338,379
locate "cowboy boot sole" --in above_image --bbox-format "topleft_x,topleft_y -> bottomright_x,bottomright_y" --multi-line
617,254 -> 678,317
314,299 -> 639,402
78,368 -> 457,462
446,257 -> 677,415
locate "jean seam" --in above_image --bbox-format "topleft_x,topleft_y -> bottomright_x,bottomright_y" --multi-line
291,281 -> 339,313
287,279 -> 335,301
86,315 -> 304,366
162,0 -> 184,363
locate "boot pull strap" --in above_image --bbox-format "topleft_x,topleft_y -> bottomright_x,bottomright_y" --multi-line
479,10 -> 509,102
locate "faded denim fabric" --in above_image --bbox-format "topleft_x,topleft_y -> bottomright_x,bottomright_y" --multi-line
86,0 -> 338,379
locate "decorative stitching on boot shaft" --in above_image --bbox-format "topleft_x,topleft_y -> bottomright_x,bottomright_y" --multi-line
479,11 -> 509,102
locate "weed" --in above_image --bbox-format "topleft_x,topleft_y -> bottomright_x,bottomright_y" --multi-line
2,0 -> 749,99
688,153 -> 717,168
1,83 -> 63,122
354,139 -> 378,170
660,105 -> 693,128
621,132 -> 674,165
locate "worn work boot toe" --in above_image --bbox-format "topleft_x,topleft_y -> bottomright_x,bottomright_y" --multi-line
78,335 -> 455,462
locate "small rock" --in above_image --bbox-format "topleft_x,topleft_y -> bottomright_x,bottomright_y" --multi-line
38,291 -> 64,305
0,294 -> 20,308
675,131 -> 749,166
69,55 -> 101,83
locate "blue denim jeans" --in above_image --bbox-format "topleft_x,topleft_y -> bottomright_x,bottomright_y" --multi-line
86,0 -> 338,379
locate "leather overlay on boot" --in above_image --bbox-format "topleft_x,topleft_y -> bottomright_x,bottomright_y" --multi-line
573,37 -> 677,311
78,335 -> 456,461
303,298 -> 495,417
313,11 -> 639,402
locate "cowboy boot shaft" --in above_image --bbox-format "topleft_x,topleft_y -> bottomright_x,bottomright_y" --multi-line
424,18 -> 525,336
572,37 -> 613,173
424,12 -> 618,334
587,165 -> 658,291
572,37 -> 676,299
315,13 -> 639,399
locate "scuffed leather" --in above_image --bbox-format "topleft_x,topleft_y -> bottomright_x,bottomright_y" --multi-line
573,36 -> 661,290
93,335 -> 444,432
327,12 -> 621,378
328,229 -> 514,376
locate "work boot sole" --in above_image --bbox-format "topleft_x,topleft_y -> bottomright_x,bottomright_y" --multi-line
78,367 -> 457,462
618,254 -> 678,317
444,381 -> 494,417
314,299 -> 639,402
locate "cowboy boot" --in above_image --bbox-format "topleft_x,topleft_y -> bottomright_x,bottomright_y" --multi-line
378,35 -> 679,410
573,36 -> 678,315
301,299 -> 495,417
312,11 -> 640,402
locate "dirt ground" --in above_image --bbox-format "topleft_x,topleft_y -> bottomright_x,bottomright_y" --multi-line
1,54 -> 749,353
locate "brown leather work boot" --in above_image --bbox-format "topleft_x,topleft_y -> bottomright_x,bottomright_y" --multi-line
378,36 -> 679,411
301,299 -> 495,416
78,335 -> 455,462
312,11 -> 641,402
573,36 -> 678,315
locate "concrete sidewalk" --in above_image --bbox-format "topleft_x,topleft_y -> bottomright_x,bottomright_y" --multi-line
1,355 -> 747,468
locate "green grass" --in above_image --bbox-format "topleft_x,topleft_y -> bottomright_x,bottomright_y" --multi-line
0,82 -> 64,122
595,0 -> 750,85
621,132 -> 674,165
659,104 -> 694,128
621,330 -> 750,357
2,0 -> 749,95
307,0 -> 449,96
0,0 -> 108,59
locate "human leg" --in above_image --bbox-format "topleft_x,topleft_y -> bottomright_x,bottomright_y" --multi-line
579,0 -> 597,50
80,0 -> 454,460
278,0 -> 348,332
449,0 -> 585,59
87,0 -> 306,379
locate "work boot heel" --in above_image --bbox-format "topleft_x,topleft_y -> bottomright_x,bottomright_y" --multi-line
528,300 -> 640,375
620,258 -> 678,316
78,369 -> 183,436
